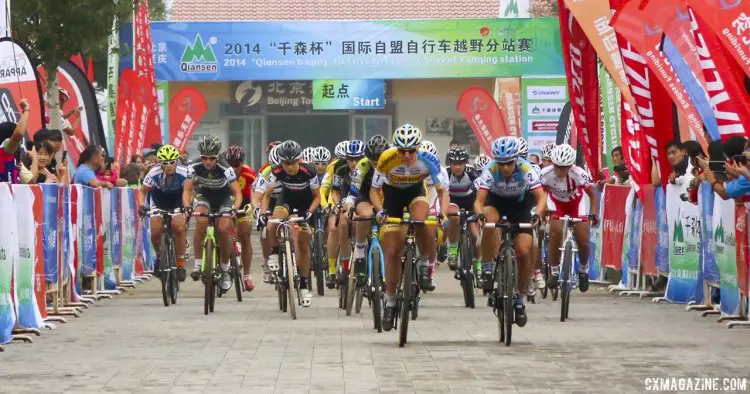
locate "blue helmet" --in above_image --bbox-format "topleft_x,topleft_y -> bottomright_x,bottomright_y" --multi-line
491,137 -> 519,163
346,139 -> 365,158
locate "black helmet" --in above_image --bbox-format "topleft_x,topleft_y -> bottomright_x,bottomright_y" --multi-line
277,140 -> 302,162
365,135 -> 389,162
447,147 -> 469,163
198,136 -> 221,156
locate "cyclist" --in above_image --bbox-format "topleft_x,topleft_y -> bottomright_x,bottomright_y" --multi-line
540,143 -> 555,168
301,146 -> 315,164
186,136 -> 243,291
349,135 -> 390,284
321,140 -> 350,288
474,154 -> 491,171
419,140 -> 449,291
137,145 -> 189,281
334,140 -> 365,285
225,145 -> 257,292
517,137 -> 545,293
539,144 -> 598,293
260,141 -> 282,173
445,147 -> 481,272
311,146 -> 331,184
475,136 -> 547,327
258,140 -> 321,307
370,124 -> 446,331
252,145 -> 282,283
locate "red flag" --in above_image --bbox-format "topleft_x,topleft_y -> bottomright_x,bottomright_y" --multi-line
133,74 -> 154,158
689,8 -> 750,140
689,0 -> 750,79
639,184 -> 658,277
115,68 -> 138,165
169,87 -> 208,151
611,0 -> 677,187
601,185 -> 631,269
736,204 -> 749,296
70,53 -> 85,72
558,0 -> 601,181
620,101 -> 646,197
456,87 -> 508,155
135,0 -> 162,148
86,57 -> 95,84
31,185 -> 47,319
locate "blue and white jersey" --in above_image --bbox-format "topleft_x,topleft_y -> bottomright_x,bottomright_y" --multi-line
143,165 -> 189,194
477,158 -> 541,200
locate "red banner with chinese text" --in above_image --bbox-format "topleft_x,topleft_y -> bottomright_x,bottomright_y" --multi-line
457,87 -> 507,155
115,68 -> 138,165
639,184 -> 658,277
31,185 -> 47,319
558,1 -> 600,181
689,0 -> 750,79
169,87 -> 208,151
736,204 -> 749,296
135,0 -> 162,148
601,184 -> 631,269
620,101 -> 645,197
132,74 -> 154,159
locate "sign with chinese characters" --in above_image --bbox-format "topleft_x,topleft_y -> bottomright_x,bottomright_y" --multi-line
122,18 -> 563,81
226,80 -> 313,114
312,80 -> 385,110
521,76 -> 567,153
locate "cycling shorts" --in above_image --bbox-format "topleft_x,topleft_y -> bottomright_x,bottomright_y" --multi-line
450,194 -> 476,212
547,195 -> 586,219
381,183 -> 427,219
194,191 -> 234,214
485,193 -> 533,235
149,191 -> 182,212
275,192 -> 312,217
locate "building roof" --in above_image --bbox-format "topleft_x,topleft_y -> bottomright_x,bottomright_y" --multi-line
170,0 -> 500,21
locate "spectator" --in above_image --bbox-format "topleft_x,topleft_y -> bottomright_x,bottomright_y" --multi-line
20,140 -> 67,184
179,150 -> 189,166
604,146 -> 627,186
44,88 -> 80,137
97,156 -> 128,187
700,136 -> 749,200
611,146 -> 624,166
529,153 -> 540,165
122,163 -> 143,186
73,145 -> 113,189
665,141 -> 692,190
0,98 -> 30,183
131,154 -> 144,168
34,128 -> 66,172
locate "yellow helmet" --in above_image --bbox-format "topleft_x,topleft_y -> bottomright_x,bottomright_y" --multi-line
156,144 -> 180,162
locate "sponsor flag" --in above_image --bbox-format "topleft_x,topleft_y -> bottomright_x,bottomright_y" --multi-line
620,101 -> 646,196
134,0 -> 162,149
133,73 -> 154,159
70,53 -> 85,72
639,184 -> 658,277
12,185 -> 43,329
558,1 -> 600,180
115,68 -> 137,165
169,87 -> 208,151
599,60 -> 621,169
600,184 -> 631,269
0,38 -> 45,137
555,101 -> 574,145
494,78 -> 521,138
688,0 -> 750,79
456,87 -> 508,154
0,184 -> 16,344
106,13 -> 120,152
736,205 -> 749,297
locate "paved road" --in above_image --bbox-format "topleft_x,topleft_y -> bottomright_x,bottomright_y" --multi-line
2,255 -> 750,393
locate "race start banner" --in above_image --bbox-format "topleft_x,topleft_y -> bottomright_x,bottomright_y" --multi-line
521,76 -> 567,154
312,80 -> 385,110
122,18 -> 564,81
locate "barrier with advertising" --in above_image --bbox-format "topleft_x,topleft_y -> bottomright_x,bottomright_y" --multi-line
521,76 -> 568,153
665,187 -> 700,304
714,197 -> 739,315
600,185 -> 630,270
121,18 -> 563,81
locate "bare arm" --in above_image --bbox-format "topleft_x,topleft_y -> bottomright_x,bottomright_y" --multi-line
531,187 -> 547,218
6,99 -> 30,153
182,179 -> 194,208
229,181 -> 243,210
473,188 -> 488,217
370,187 -> 383,212
308,188 -> 321,213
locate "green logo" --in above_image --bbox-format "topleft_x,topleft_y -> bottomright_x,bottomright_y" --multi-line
180,34 -> 218,73
503,0 -> 519,17
673,220 -> 684,243
715,221 -> 725,244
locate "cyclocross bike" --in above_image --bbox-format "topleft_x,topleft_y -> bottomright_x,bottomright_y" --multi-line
482,218 -> 532,346
447,209 -> 478,309
344,211 -> 381,318
385,215 -> 439,348
268,214 -> 307,320
550,215 -> 586,322
193,210 -> 236,316
143,207 -> 183,307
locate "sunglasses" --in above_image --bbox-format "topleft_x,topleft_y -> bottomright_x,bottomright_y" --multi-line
398,148 -> 417,154
313,161 -> 328,166
200,155 -> 218,161
160,160 -> 177,166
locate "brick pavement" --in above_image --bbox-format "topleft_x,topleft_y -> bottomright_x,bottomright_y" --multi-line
1,260 -> 749,393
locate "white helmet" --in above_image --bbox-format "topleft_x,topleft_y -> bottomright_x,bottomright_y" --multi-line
268,145 -> 281,167
419,140 -> 438,156
473,154 -> 491,170
393,123 -> 422,149
312,146 -> 331,163
334,141 -> 349,159
550,144 -> 577,167
517,137 -> 528,158
301,147 -> 315,163
540,143 -> 555,160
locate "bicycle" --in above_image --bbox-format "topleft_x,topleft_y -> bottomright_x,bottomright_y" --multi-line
267,214 -> 307,320
447,209 -> 477,309
216,222 -> 243,302
143,207 -> 184,307
384,215 -> 439,348
310,207 -> 327,296
345,211 -> 380,318
482,218 -> 532,346
192,210 -> 237,316
539,223 -> 556,301
549,215 -> 586,322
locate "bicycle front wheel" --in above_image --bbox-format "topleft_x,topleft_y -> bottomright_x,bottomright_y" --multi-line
159,233 -> 171,307
560,242 -> 573,322
232,250 -> 242,302
203,239 -> 215,316
502,246 -> 516,347
167,237 -> 177,305
399,246 -> 415,348
370,244 -> 383,332
314,231 -> 326,296
285,239 -> 297,320
460,234 -> 475,309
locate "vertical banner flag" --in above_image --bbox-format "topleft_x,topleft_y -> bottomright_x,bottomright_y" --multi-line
557,2 -> 601,180
555,101 -> 574,146
107,189 -> 121,290
599,60 -> 621,169
655,185 -> 670,274
456,87 -> 508,155
522,76 -> 568,152
169,87 -> 208,151
665,186 -> 701,304
600,184 -> 631,269
13,185 -> 43,329
0,184 -> 16,344
0,38 -> 45,137
81,187 -> 96,276
494,78 -> 522,138
134,0 -> 162,149
639,184 -> 658,277
689,8 -> 750,140
107,12 -> 120,152
133,74 -> 155,158
688,0 -> 750,79
31,185 -> 46,320
115,68 -> 137,165
157,81 -> 169,144
611,1 -> 676,187
736,204 -> 749,297
714,197 -> 739,315
699,182 -> 719,283
41,184 -> 59,285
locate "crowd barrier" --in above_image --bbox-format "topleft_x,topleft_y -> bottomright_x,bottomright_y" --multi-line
593,183 -> 750,328
0,184 -> 155,348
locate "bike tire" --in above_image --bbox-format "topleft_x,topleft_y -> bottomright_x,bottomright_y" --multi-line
399,246 -> 415,348
285,239 -> 297,320
203,239 -> 215,315
411,293 -> 419,321
355,287 -> 364,314
541,256 -> 550,300
232,251 -> 243,302
168,238 -> 177,305
503,246 -> 515,347
560,242 -> 573,322
315,232 -> 326,296
371,246 -> 383,332
159,233 -> 170,307
496,257 -> 505,343
279,246 -> 287,313
460,234 -> 475,309
345,270 -> 356,316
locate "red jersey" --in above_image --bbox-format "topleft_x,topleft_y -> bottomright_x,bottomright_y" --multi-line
236,165 -> 257,201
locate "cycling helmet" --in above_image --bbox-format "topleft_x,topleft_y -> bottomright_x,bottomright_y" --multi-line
225,145 -> 246,165
365,135 -> 389,162
312,146 -> 331,163
301,147 -> 315,163
420,140 -> 438,156
198,135 -> 221,156
334,141 -> 349,159
474,154 -> 491,170
517,137 -> 529,159
540,143 -> 555,159
346,139 -> 365,158
393,123 -> 422,149
156,144 -> 180,162
268,145 -> 281,167
266,141 -> 281,154
491,136 -> 519,163
550,144 -> 577,167
277,140 -> 303,162
447,147 -> 469,163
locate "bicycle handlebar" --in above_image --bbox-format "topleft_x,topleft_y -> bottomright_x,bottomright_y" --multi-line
191,210 -> 237,219
385,217 -> 439,226
548,215 -> 587,223
268,216 -> 308,224
146,207 -> 185,217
